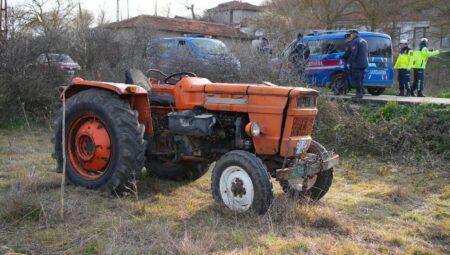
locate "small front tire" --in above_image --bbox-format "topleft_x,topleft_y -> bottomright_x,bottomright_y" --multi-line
211,150 -> 273,214
280,140 -> 334,201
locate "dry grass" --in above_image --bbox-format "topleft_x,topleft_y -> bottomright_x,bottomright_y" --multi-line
0,128 -> 449,255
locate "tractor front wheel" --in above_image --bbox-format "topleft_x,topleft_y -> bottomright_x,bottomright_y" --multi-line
280,140 -> 334,201
53,89 -> 145,192
211,150 -> 273,214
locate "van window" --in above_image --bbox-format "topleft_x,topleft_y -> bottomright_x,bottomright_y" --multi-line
148,40 -> 177,57
190,39 -> 229,55
307,39 -> 346,56
365,37 -> 392,57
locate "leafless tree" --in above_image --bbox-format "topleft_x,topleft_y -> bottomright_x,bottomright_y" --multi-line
19,0 -> 76,35
304,0 -> 355,30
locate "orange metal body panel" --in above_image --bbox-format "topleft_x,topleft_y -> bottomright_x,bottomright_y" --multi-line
130,94 -> 154,135
65,75 -> 320,157
151,77 -> 319,156
65,77 -> 148,98
64,77 -> 153,135
279,96 -> 318,157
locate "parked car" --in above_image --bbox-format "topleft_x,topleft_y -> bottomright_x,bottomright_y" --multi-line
273,31 -> 394,95
37,53 -> 81,75
147,37 -> 240,82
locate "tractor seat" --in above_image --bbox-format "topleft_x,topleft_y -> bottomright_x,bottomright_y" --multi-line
125,69 -> 175,106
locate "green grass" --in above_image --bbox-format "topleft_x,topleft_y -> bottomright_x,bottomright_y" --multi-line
0,128 -> 449,254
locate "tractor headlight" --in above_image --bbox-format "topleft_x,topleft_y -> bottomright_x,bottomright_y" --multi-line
294,139 -> 309,155
245,122 -> 261,137
251,122 -> 261,136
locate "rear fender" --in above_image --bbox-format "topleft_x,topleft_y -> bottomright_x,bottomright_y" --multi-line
62,77 -> 153,135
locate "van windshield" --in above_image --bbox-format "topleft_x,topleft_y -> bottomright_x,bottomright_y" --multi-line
190,39 -> 229,55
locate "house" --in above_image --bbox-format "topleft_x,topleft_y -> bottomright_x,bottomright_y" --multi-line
204,1 -> 262,26
335,14 -> 450,51
102,15 -> 251,44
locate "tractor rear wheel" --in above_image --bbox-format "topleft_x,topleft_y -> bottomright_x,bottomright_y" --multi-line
211,150 -> 273,214
146,159 -> 209,182
280,140 -> 333,201
53,89 -> 145,192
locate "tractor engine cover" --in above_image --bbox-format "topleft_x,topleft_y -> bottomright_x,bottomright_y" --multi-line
168,110 -> 216,136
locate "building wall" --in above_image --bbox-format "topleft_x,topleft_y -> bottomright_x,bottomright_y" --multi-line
206,9 -> 260,25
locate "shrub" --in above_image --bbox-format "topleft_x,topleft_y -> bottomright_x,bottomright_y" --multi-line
314,99 -> 450,166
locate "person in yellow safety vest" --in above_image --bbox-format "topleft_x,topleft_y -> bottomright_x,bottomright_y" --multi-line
411,38 -> 440,97
394,39 -> 414,96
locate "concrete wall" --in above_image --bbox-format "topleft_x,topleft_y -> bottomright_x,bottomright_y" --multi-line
207,10 -> 260,25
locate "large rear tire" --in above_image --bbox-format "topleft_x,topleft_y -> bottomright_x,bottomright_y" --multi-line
146,159 -> 209,182
52,89 -> 145,192
212,150 -> 273,214
280,140 -> 333,201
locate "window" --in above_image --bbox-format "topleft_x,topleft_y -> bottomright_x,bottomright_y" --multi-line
365,37 -> 392,57
306,39 -> 346,56
147,39 -> 177,58
189,39 -> 229,55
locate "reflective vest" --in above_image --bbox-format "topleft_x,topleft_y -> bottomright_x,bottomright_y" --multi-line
413,47 -> 440,69
394,47 -> 413,70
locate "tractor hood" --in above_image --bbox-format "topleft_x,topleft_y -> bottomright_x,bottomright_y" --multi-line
180,77 -> 319,97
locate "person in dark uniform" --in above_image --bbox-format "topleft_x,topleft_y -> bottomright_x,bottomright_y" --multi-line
334,33 -> 352,95
290,32 -> 310,78
348,30 -> 369,99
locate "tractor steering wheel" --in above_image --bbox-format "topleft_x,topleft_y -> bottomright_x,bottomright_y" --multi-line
164,72 -> 197,85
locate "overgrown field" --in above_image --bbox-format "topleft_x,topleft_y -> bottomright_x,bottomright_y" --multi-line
0,105 -> 449,254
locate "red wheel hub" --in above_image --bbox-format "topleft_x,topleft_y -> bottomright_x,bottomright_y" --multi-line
68,115 -> 112,180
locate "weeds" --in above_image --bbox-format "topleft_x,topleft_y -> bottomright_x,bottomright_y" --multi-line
314,99 -> 450,166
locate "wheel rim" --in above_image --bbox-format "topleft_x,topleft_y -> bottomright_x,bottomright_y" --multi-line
67,114 -> 112,180
288,174 -> 318,192
219,166 -> 254,212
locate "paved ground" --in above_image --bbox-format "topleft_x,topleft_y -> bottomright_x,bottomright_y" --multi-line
326,94 -> 450,105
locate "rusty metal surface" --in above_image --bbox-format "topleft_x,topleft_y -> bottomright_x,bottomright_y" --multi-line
275,154 -> 339,181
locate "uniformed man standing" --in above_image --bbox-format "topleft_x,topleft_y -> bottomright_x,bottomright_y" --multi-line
290,32 -> 310,78
334,33 -> 353,95
394,39 -> 414,96
411,38 -> 440,97
348,30 -> 369,99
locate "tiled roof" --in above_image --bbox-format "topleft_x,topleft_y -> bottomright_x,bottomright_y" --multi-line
207,1 -> 261,12
104,15 -> 250,39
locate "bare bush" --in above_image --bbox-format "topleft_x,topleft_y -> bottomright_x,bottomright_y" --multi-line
314,98 -> 450,167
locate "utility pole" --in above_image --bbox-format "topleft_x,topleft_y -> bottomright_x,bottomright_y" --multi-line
0,0 -> 7,38
127,0 -> 129,19
154,0 -> 158,16
186,4 -> 195,20
116,0 -> 120,21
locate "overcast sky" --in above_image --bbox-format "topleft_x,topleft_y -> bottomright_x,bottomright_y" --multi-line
13,0 -> 265,22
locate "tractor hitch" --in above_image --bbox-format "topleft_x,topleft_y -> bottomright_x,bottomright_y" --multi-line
275,154 -> 339,181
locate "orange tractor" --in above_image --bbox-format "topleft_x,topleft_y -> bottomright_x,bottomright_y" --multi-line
53,69 -> 338,214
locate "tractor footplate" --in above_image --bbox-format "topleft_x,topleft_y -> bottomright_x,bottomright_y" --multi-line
276,154 -> 339,181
